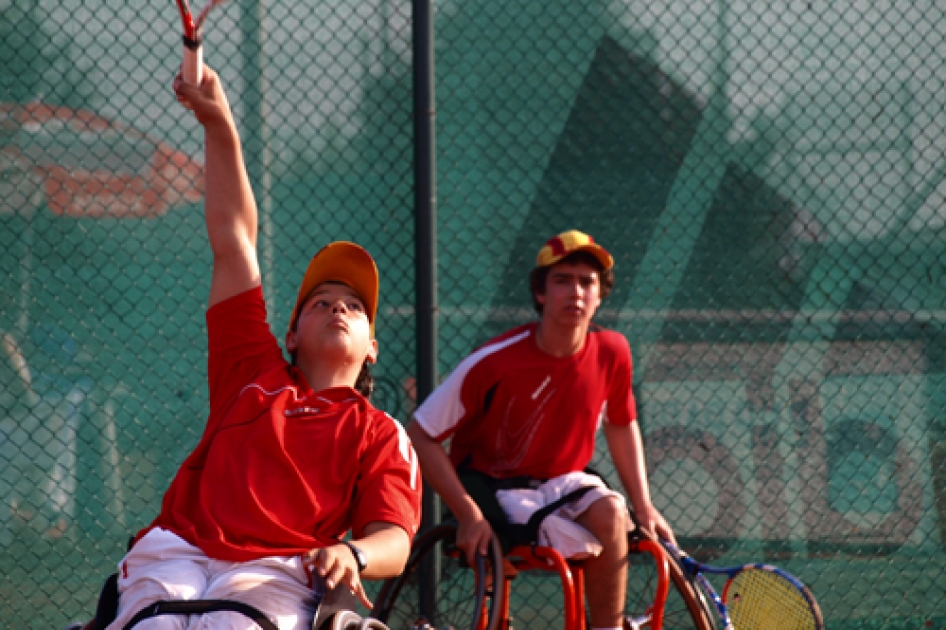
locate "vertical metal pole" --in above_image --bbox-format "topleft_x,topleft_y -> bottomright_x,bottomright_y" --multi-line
413,0 -> 438,622
241,0 -> 274,314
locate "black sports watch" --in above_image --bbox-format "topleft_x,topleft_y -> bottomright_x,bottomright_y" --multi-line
339,539 -> 367,572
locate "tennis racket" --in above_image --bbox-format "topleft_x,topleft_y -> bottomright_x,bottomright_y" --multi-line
173,0 -> 229,86
662,542 -> 823,630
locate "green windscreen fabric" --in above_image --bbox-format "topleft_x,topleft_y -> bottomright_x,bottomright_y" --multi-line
1,1 -> 945,628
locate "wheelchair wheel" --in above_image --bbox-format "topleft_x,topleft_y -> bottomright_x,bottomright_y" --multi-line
372,521 -> 505,630
625,533 -> 717,630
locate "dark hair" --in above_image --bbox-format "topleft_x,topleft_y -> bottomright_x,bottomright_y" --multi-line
354,360 -> 374,399
528,251 -> 614,315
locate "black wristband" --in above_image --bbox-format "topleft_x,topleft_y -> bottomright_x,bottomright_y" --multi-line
339,539 -> 367,572
182,33 -> 202,50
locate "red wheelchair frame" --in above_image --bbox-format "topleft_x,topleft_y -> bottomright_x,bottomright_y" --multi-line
371,520 -> 715,630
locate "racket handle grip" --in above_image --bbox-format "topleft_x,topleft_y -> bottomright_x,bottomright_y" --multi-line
181,34 -> 203,86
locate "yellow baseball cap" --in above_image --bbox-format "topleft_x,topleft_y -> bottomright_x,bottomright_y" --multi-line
289,241 -> 379,336
535,230 -> 613,271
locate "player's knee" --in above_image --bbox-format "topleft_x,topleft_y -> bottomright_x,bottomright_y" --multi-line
581,496 -> 628,541
597,494 -> 626,522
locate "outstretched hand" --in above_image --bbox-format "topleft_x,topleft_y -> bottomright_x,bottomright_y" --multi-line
172,65 -> 235,131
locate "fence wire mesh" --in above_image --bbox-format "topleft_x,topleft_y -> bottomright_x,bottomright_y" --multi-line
1,0 -> 945,628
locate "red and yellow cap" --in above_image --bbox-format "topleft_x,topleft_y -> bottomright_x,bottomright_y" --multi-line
535,229 -> 613,271
289,241 -> 379,336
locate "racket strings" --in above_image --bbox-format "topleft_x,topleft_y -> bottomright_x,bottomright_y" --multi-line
724,569 -> 819,630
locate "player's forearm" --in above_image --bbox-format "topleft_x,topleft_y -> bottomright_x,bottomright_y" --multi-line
353,522 -> 412,580
604,421 -> 654,513
405,421 -> 484,525
203,118 -> 261,305
204,121 -> 258,256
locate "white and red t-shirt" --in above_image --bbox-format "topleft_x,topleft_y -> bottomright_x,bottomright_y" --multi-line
140,286 -> 421,562
414,322 -> 636,480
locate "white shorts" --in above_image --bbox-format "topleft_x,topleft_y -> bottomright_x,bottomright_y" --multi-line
107,528 -> 317,630
495,471 -> 631,559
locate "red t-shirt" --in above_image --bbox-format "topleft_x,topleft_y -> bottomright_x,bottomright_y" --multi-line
141,286 -> 421,562
414,322 -> 636,480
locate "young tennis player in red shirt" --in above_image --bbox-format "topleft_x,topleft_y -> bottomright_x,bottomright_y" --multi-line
408,230 -> 674,630
105,66 -> 421,630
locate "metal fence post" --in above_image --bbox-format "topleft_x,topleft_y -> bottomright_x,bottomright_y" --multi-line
413,0 -> 438,621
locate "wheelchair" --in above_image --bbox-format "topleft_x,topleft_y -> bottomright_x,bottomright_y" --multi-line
370,518 -> 716,630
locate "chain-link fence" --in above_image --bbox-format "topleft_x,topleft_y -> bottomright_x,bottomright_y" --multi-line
2,0 -> 945,628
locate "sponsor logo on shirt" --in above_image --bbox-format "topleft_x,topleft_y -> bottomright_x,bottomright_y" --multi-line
285,406 -> 321,417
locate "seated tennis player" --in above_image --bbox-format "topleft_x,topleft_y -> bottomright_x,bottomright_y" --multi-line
407,230 -> 674,630
105,66 -> 422,630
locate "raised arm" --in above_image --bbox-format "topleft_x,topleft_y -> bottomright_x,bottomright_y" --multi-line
173,66 -> 261,307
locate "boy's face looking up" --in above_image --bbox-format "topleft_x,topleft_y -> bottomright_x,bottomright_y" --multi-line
534,260 -> 602,329
287,281 -> 377,367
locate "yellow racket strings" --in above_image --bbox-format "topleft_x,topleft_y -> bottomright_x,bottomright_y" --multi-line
725,568 -> 818,630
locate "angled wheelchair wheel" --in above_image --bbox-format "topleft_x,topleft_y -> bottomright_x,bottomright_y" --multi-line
372,521 -> 505,630
625,531 -> 716,630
